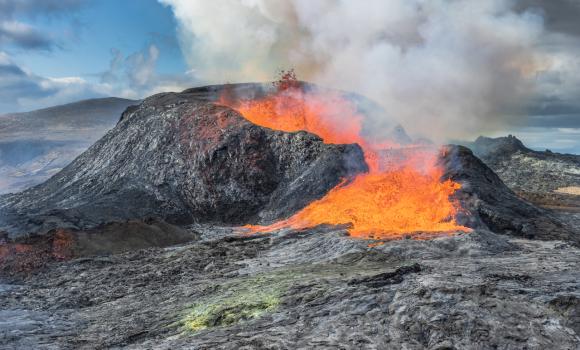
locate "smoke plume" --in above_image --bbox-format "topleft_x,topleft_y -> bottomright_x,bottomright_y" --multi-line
160,0 -> 547,141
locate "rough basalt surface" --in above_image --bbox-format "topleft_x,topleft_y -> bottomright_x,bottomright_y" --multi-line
467,135 -> 580,194
1,226 -> 580,349
0,88 -> 367,238
441,145 -> 578,244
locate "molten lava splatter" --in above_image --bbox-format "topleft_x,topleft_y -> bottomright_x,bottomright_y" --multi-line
0,230 -> 74,273
220,72 -> 469,239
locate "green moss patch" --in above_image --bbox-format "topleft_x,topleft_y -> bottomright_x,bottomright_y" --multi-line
180,265 -> 373,333
182,274 -> 291,332
183,291 -> 279,331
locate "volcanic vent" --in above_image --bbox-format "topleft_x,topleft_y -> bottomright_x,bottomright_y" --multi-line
220,75 -> 467,239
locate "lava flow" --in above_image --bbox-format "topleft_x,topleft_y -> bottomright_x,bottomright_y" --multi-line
221,73 -> 469,239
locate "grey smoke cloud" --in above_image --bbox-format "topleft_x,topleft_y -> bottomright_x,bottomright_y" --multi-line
160,0 -> 550,141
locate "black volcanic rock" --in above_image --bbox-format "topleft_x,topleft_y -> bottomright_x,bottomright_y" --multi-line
0,90 -> 367,237
441,145 -> 577,243
2,87 -> 580,350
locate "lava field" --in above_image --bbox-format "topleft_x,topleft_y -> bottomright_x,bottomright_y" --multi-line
1,82 -> 579,349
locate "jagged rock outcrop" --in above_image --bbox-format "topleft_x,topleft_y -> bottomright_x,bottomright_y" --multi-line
469,134 -> 530,159
441,145 -> 577,243
0,89 -> 366,238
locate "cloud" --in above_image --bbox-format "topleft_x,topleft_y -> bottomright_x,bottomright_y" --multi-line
0,1 -> 194,113
0,1 -> 115,112
0,20 -> 53,50
99,44 -> 194,100
126,45 -> 160,88
0,51 -> 108,112
0,0 -> 86,51
0,0 -> 87,18
521,11 -> 580,132
0,43 -> 195,113
519,95 -> 580,129
0,52 -> 56,106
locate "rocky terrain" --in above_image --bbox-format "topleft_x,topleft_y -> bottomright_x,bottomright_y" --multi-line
1,83 -> 579,349
465,135 -> 580,211
0,97 -> 138,194
441,145 -> 576,243
2,225 -> 580,349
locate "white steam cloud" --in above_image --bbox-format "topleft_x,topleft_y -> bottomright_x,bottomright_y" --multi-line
160,0 -> 548,141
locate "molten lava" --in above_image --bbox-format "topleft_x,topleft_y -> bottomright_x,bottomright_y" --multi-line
246,170 -> 464,239
220,74 -> 469,239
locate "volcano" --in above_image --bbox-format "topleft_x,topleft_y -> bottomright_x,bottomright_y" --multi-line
0,82 -> 574,244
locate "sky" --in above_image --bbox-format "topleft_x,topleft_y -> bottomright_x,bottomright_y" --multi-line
0,0 -> 192,112
1,0 -> 580,154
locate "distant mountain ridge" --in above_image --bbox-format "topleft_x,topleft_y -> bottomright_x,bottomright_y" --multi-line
468,135 -> 530,157
0,97 -> 139,142
0,97 -> 139,194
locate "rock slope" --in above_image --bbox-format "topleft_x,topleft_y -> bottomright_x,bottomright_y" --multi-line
441,145 -> 576,244
467,135 -> 580,195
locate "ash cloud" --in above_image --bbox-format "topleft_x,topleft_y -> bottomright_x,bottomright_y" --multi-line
160,0 -> 553,142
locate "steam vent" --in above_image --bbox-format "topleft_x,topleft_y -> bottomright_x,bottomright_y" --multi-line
1,83 -> 580,349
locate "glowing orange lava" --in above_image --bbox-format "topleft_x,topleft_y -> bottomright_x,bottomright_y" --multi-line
220,75 -> 469,239
246,169 -> 464,238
